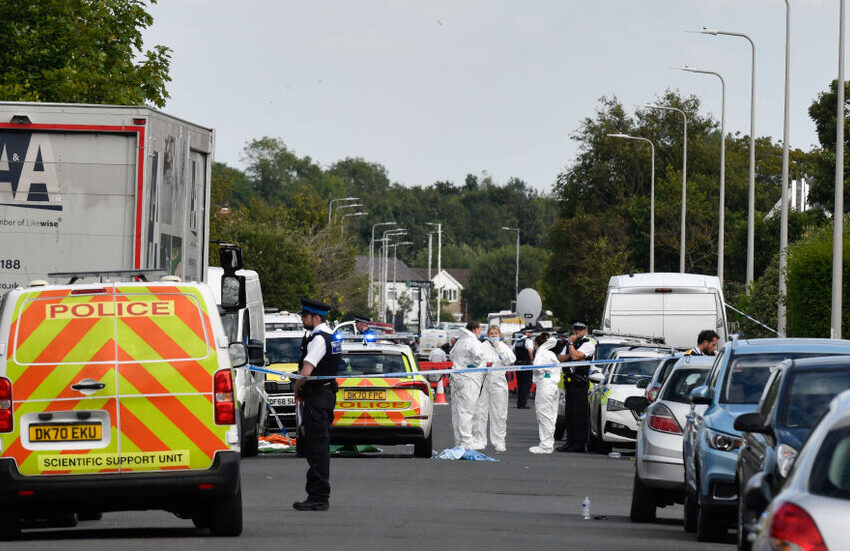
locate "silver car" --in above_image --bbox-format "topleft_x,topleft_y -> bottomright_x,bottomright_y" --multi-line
750,388 -> 850,550
629,356 -> 714,522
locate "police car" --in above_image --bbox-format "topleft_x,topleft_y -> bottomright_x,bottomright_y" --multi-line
323,337 -> 434,457
262,311 -> 304,433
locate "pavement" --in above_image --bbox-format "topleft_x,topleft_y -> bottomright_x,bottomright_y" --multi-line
12,396 -> 733,550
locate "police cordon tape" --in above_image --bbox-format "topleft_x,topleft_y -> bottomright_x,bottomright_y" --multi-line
241,354 -> 682,381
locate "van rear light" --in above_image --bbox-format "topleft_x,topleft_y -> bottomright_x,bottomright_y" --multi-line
393,380 -> 431,395
654,288 -> 672,293
647,404 -> 681,434
0,378 -> 12,432
71,288 -> 108,295
768,502 -> 827,551
213,369 -> 235,425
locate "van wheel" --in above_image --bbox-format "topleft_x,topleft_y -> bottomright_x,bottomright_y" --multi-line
0,513 -> 21,541
414,430 -> 433,458
76,512 -> 103,521
630,474 -> 657,523
208,487 -> 242,537
47,514 -> 77,528
192,509 -> 211,529
241,418 -> 259,458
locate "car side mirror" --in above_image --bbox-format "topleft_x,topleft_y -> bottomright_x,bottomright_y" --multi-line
690,385 -> 711,405
624,396 -> 650,415
636,378 -> 650,389
744,471 -> 773,516
734,412 -> 769,434
589,372 -> 605,384
228,343 -> 248,368
220,274 -> 246,311
247,339 -> 264,366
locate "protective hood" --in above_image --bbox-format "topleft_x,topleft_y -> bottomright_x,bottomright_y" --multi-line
538,337 -> 558,352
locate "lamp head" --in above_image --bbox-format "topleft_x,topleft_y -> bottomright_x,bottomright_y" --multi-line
700,27 -> 719,36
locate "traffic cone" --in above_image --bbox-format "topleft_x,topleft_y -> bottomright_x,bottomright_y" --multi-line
434,378 -> 448,405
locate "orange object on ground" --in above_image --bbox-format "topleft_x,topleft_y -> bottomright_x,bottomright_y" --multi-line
434,378 -> 448,405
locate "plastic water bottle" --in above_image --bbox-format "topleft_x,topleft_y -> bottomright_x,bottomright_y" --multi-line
609,451 -> 621,459
582,496 -> 591,520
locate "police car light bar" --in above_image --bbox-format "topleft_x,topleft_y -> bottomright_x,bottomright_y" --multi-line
48,269 -> 168,284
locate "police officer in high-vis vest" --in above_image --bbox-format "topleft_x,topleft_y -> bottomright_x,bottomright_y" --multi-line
293,298 -> 340,511
557,320 -> 596,453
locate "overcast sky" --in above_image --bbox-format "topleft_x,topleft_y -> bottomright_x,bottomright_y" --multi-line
144,0 -> 842,192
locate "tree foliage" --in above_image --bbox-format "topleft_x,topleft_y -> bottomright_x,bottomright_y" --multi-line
807,80 -> 850,213
0,0 -> 171,107
465,245 -> 550,319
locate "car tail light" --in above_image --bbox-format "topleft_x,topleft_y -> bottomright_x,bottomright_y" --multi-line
769,502 -> 827,551
0,378 -> 12,432
213,369 -> 235,425
393,380 -> 431,395
646,385 -> 660,403
647,404 -> 681,434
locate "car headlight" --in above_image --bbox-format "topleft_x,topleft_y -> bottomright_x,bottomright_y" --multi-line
607,398 -> 626,412
705,428 -> 742,452
776,443 -> 798,479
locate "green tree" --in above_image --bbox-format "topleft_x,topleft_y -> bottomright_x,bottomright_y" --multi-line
0,0 -> 171,106
807,80 -> 850,213
465,245 -> 550,320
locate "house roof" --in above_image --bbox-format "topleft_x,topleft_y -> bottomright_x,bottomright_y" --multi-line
409,267 -> 468,289
355,255 -> 424,283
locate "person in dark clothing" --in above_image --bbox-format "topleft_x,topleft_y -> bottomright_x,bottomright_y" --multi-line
293,298 -> 340,511
557,320 -> 596,453
514,328 -> 535,408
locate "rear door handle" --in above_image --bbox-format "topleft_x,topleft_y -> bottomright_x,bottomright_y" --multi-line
71,382 -> 106,391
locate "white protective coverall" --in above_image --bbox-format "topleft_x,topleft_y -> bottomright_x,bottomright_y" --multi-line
471,339 -> 516,451
449,328 -> 487,449
530,338 -> 560,454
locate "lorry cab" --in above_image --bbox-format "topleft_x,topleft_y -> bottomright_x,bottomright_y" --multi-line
0,275 -> 243,538
207,267 -> 267,457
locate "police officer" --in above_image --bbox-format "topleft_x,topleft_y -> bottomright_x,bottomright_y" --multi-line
293,298 -> 341,511
514,328 -> 535,409
557,320 -> 596,453
354,315 -> 371,335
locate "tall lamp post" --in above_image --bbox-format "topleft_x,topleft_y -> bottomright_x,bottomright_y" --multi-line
833,0 -> 846,339
608,133 -> 656,272
700,28 -> 757,292
501,226 -> 520,298
370,222 -> 396,310
388,241 -> 413,327
381,229 -> 407,321
676,66 -> 727,286
426,222 -> 442,323
778,0 -> 792,336
340,211 -> 367,235
645,103 -> 688,273
327,197 -> 359,225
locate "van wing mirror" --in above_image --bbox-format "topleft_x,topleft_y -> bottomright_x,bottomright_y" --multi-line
219,246 -> 244,273
228,343 -> 248,368
220,274 -> 246,312
247,339 -> 264,366
690,385 -> 711,405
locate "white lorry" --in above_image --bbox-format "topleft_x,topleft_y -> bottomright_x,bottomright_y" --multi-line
601,273 -> 728,349
0,101 -> 213,290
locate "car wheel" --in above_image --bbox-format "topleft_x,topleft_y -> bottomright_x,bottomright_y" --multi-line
47,514 -> 77,528
630,474 -> 657,523
589,412 -> 612,454
76,512 -> 103,521
241,416 -> 260,458
0,512 -> 21,541
414,430 -> 433,458
737,483 -> 754,551
696,501 -> 725,543
208,486 -> 243,537
683,477 -> 698,533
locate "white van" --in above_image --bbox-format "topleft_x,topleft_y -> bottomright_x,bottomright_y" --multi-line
601,273 -> 727,349
207,267 -> 268,457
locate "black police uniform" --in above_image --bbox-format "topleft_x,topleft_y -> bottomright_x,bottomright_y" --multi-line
297,325 -> 340,505
514,335 -> 533,408
562,336 -> 593,452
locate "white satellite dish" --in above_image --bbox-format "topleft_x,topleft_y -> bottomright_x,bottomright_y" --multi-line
516,288 -> 542,325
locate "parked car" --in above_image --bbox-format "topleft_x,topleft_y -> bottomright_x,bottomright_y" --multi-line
644,355 -> 684,403
587,350 -> 667,453
682,338 -> 850,543
629,356 -> 714,523
734,355 -> 850,550
749,389 -> 850,551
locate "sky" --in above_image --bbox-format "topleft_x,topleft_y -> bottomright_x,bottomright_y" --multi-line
143,0 -> 842,192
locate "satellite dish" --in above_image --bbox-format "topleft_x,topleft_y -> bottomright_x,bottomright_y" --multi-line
516,288 -> 542,325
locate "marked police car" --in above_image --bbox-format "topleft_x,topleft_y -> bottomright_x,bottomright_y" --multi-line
327,337 -> 434,457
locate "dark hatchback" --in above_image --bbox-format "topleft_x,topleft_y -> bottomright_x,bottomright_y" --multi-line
733,355 -> 850,551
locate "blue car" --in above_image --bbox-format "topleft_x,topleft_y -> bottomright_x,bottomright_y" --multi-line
682,338 -> 850,543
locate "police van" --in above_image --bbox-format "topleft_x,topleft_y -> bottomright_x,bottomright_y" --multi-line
263,311 -> 303,433
0,270 -> 246,538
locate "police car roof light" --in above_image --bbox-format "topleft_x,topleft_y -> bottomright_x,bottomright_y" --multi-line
363,333 -> 378,343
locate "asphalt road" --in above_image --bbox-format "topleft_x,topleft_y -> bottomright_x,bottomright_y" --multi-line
13,397 -> 733,550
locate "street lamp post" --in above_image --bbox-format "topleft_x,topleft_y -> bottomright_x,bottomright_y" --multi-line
388,241 -> 413,327
501,226 -> 520,298
426,222 -> 442,323
340,211 -> 367,235
779,0 -> 791,336
608,133 -> 656,272
700,28 -> 757,292
381,229 -> 407,321
676,66 -> 727,286
327,197 -> 359,225
645,103 -> 688,273
833,0 -> 845,339
370,222 -> 396,309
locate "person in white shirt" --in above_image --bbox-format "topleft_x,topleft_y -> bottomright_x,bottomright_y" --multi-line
428,346 -> 447,362
529,332 -> 560,454
449,321 -> 486,449
471,326 -> 517,452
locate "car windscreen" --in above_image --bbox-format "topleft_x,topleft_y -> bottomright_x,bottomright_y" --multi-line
722,353 -> 823,404
662,369 -> 709,404
610,358 -> 661,385
782,369 -> 850,429
809,425 -> 850,501
656,357 -> 680,386
266,337 -> 301,364
341,353 -> 409,376
596,343 -> 624,360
